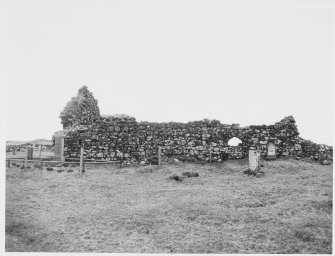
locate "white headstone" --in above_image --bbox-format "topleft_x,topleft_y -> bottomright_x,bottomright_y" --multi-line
267,142 -> 277,160
249,147 -> 260,172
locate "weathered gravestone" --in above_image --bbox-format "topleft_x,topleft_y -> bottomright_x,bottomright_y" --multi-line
244,146 -> 264,176
249,146 -> 260,172
266,142 -> 277,160
27,146 -> 33,160
53,131 -> 66,162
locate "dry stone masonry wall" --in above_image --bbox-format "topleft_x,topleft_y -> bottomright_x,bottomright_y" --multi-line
296,138 -> 333,165
59,86 -> 100,129
62,115 -> 332,164
59,87 -> 332,165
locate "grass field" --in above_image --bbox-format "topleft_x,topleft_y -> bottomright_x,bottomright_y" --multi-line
5,158 -> 332,253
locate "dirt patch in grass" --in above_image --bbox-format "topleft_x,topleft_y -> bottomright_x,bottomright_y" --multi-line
5,159 -> 332,253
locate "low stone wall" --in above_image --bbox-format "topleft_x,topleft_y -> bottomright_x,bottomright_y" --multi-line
295,138 -> 333,164
6,144 -> 54,153
61,115 -> 331,164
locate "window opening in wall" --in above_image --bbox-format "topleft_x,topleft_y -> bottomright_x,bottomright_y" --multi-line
227,137 -> 242,147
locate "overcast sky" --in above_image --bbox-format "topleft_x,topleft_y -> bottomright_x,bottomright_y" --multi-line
2,0 -> 334,145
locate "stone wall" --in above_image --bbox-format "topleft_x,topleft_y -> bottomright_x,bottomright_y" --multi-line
295,138 -> 333,165
60,86 -> 100,129
6,144 -> 54,153
61,115 -> 332,164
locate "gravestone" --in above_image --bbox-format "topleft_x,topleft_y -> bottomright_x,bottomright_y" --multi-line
54,131 -> 66,162
27,147 -> 33,160
266,142 -> 277,160
249,146 -> 260,172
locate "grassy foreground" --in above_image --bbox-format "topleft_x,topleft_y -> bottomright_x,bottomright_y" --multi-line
5,158 -> 332,253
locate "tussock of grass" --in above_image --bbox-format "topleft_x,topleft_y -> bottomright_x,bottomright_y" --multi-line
5,159 -> 332,253
169,174 -> 184,181
294,229 -> 315,242
182,171 -> 199,178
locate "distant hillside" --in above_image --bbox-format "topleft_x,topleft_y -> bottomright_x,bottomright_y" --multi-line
31,139 -> 53,145
6,139 -> 52,146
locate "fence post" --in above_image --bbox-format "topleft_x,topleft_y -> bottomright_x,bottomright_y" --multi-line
60,137 -> 65,162
39,145 -> 42,169
7,159 -> 10,168
25,148 -> 28,169
209,146 -> 212,163
79,147 -> 84,175
158,146 -> 161,167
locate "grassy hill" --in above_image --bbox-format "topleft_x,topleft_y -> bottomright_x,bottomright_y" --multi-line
6,139 -> 52,146
5,158 -> 332,253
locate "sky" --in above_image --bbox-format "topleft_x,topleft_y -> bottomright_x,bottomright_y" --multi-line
1,0 -> 334,145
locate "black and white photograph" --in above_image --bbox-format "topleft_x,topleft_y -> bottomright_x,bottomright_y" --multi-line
2,0 -> 333,254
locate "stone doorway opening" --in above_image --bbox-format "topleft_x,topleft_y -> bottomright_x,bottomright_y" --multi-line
228,137 -> 242,147
227,137 -> 243,159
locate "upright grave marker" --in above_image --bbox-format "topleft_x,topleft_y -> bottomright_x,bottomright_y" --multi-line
249,146 -> 260,172
27,146 -> 33,160
266,142 -> 277,160
54,131 -> 66,162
